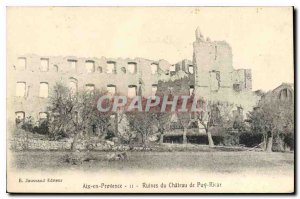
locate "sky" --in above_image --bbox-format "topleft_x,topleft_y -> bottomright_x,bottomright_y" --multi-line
7,7 -> 293,91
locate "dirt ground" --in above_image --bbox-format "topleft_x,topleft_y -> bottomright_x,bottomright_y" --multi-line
10,150 -> 294,176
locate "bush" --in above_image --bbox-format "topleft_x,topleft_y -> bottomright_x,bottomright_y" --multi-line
105,129 -> 115,140
20,117 -> 50,136
284,133 -> 294,151
33,120 -> 49,135
186,135 -> 207,145
21,116 -> 35,132
239,132 -> 263,147
222,133 -> 240,146
49,131 -> 69,141
210,127 -> 240,146
212,136 -> 224,145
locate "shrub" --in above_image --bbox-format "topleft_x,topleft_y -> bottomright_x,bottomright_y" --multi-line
19,116 -> 50,136
239,132 -> 263,147
222,133 -> 239,146
105,129 -> 115,140
21,116 -> 35,132
33,120 -> 49,135
212,136 -> 224,145
284,133 -> 294,150
186,135 -> 208,145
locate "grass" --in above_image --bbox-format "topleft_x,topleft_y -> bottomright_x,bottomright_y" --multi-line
11,150 -> 294,176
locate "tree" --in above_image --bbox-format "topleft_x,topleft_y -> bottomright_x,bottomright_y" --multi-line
77,89 -> 112,140
125,112 -> 157,147
177,112 -> 191,144
247,99 -> 294,152
47,82 -> 112,151
47,83 -> 77,142
195,99 -> 234,147
146,100 -> 172,144
154,112 -> 172,143
116,112 -> 137,145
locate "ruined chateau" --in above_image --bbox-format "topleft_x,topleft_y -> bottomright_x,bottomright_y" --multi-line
8,27 -> 261,142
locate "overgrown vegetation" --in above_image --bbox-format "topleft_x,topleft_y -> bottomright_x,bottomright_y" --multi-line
14,82 -> 294,152
247,97 -> 294,152
47,83 -> 113,150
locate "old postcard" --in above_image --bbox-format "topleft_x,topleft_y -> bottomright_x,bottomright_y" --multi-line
6,7 -> 294,193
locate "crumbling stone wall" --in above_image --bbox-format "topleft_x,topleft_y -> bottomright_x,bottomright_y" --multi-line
7,28 -> 260,131
8,55 -> 173,124
193,28 -> 259,114
9,136 -> 153,151
10,137 -> 72,151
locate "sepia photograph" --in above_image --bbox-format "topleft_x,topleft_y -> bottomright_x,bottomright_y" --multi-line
6,6 -> 294,193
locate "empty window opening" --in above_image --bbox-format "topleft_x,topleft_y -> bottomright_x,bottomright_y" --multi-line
40,58 -> 49,72
39,112 -> 48,120
151,84 -> 158,99
107,61 -> 116,74
128,85 -> 137,98
53,65 -> 58,72
16,82 -> 26,97
128,62 -> 137,74
85,84 -> 95,94
39,82 -> 49,98
279,88 -> 292,101
97,66 -> 103,73
189,85 -> 195,96
210,71 -> 220,91
170,65 -> 176,72
280,89 -> 288,100
68,60 -> 77,71
85,60 -> 95,73
151,63 -> 158,74
15,111 -> 25,124
188,65 -> 194,74
69,78 -> 78,94
107,85 -> 116,95
17,58 -> 26,70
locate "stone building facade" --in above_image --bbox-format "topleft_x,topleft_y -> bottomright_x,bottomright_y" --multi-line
259,83 -> 294,104
8,28 -> 260,141
193,27 -> 257,109
9,55 -> 167,122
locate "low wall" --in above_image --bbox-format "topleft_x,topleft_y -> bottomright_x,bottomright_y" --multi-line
10,136 -> 138,151
10,137 -> 72,151
10,132 -> 222,152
